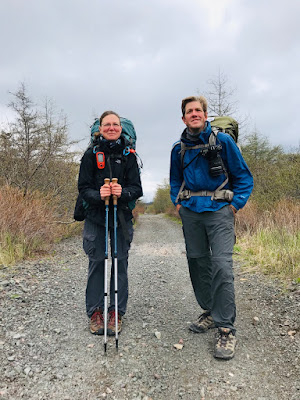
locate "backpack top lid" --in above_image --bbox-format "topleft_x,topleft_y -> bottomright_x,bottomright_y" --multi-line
209,116 -> 238,143
90,117 -> 137,149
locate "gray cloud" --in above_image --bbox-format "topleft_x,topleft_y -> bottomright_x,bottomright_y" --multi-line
1,0 -> 299,201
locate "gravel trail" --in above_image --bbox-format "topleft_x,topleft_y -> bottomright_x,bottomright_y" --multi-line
0,214 -> 299,400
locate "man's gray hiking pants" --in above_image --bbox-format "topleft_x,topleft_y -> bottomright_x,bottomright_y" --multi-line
179,205 -> 236,331
83,218 -> 133,318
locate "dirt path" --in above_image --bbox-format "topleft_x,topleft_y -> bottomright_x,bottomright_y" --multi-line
0,214 -> 299,399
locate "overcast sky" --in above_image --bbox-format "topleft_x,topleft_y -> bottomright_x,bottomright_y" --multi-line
1,0 -> 299,201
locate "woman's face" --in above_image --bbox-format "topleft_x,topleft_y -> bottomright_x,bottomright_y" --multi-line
99,114 -> 122,141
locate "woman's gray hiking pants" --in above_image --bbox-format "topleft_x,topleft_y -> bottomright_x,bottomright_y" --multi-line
179,205 -> 236,332
83,218 -> 133,318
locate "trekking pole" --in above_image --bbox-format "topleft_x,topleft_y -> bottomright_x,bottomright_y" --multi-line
103,178 -> 110,354
112,177 -> 119,350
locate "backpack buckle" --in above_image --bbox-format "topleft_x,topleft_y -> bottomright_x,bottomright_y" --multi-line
123,147 -> 130,156
179,189 -> 191,200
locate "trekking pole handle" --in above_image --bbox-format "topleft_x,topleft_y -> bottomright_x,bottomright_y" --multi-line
112,178 -> 118,205
104,178 -> 110,206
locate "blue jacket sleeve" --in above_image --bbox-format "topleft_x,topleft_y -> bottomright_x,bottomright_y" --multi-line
169,143 -> 183,205
221,135 -> 254,211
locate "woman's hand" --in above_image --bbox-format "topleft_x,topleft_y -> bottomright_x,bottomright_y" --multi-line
100,182 -> 111,201
111,182 -> 122,198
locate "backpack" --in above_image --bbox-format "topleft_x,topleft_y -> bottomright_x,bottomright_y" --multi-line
73,192 -> 89,221
175,116 -> 239,203
74,116 -> 141,221
209,116 -> 239,143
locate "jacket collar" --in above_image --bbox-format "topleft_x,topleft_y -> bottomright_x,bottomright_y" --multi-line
181,121 -> 212,145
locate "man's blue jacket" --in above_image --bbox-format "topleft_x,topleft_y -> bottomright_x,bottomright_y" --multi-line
170,122 -> 253,213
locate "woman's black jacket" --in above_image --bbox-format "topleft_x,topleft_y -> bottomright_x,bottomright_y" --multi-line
77,137 -> 143,227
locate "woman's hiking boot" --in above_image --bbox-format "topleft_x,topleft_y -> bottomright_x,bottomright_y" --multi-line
189,311 -> 215,333
90,309 -> 104,335
107,310 -> 122,336
214,327 -> 237,360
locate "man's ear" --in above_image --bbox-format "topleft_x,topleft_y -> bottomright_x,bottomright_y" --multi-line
182,115 -> 187,125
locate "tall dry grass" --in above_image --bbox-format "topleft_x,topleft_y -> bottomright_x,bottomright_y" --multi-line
132,201 -> 146,224
235,200 -> 300,281
0,185 -> 61,265
165,199 -> 300,281
236,200 -> 299,235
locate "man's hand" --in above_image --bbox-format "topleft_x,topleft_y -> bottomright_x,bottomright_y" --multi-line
176,204 -> 181,212
229,204 -> 237,214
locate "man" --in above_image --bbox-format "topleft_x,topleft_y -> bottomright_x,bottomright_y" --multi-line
78,111 -> 142,336
170,96 -> 253,360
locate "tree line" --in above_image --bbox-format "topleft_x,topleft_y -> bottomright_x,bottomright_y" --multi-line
0,79 -> 299,275
0,83 -> 78,216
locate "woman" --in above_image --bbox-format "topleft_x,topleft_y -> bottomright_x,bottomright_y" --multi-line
78,111 -> 143,335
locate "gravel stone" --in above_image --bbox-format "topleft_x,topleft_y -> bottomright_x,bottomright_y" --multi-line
0,214 -> 299,399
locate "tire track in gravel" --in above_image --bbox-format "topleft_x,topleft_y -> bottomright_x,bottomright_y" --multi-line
0,214 -> 299,399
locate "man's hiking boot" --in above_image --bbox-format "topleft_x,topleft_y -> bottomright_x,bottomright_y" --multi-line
90,309 -> 104,335
189,311 -> 215,333
214,327 -> 237,360
107,310 -> 122,336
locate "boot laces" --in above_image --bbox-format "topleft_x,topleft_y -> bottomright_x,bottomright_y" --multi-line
219,329 -> 231,347
109,310 -> 120,323
91,310 -> 103,324
198,312 -> 210,322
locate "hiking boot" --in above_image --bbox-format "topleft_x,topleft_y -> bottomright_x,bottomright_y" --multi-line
189,312 -> 215,333
90,309 -> 104,335
214,327 -> 237,360
107,310 -> 122,336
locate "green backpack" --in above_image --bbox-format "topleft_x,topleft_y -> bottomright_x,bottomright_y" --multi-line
209,116 -> 239,143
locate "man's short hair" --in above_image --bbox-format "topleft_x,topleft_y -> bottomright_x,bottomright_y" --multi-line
181,96 -> 208,116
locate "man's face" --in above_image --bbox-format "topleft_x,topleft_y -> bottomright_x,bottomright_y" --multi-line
182,101 -> 207,133
99,114 -> 122,141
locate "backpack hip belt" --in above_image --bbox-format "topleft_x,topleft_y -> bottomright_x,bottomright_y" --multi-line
178,188 -> 233,202
176,171 -> 233,203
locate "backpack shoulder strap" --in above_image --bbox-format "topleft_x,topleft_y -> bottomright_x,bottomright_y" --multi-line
209,130 -> 218,145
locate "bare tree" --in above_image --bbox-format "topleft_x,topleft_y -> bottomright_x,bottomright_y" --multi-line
0,83 -> 78,213
203,70 -> 238,116
198,70 -> 250,139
